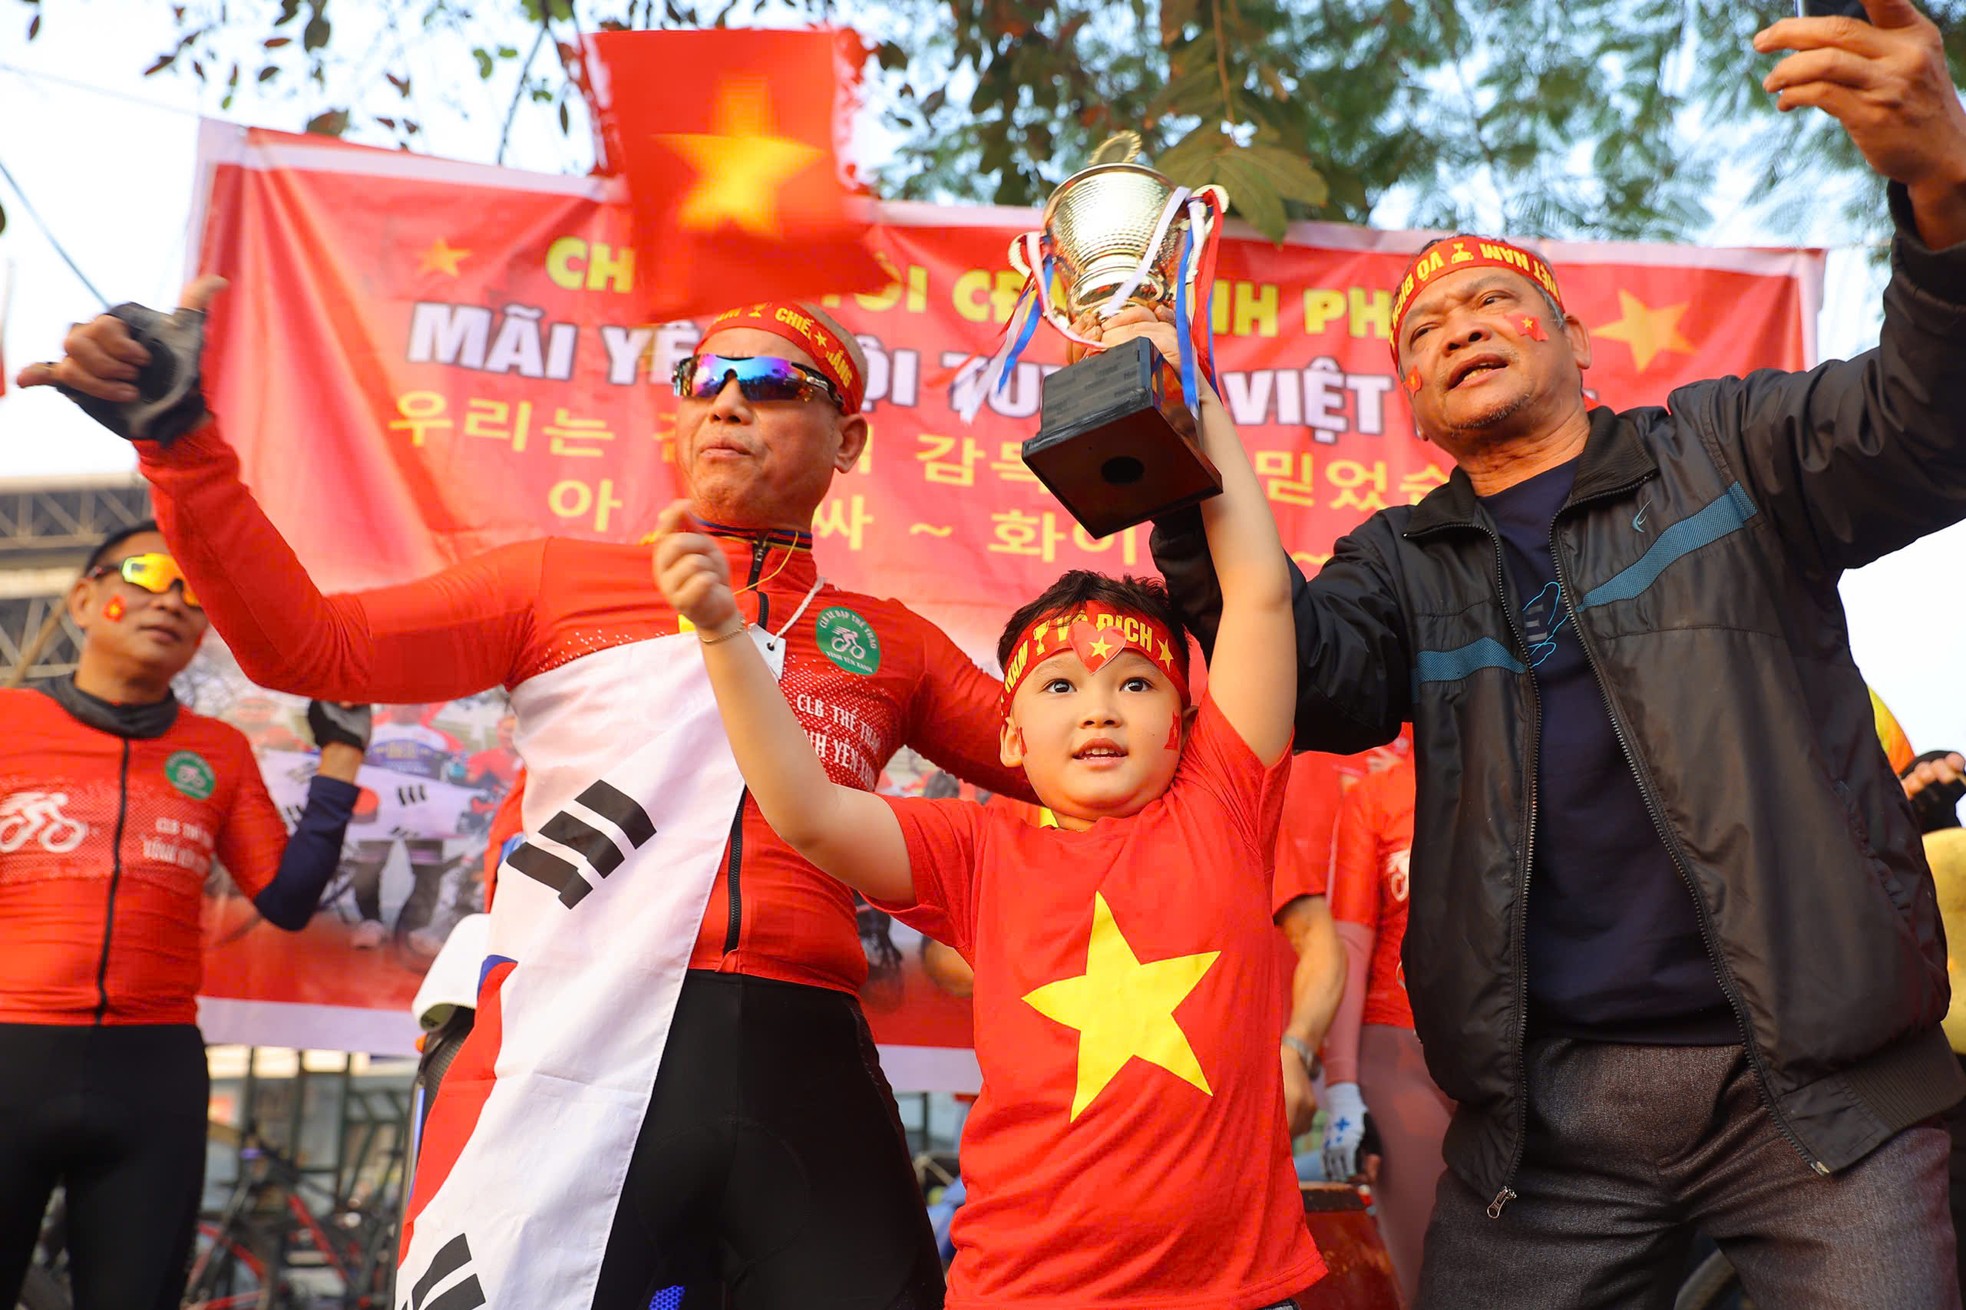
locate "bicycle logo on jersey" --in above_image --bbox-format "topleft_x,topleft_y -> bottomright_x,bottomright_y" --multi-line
814,606 -> 882,677
0,791 -> 89,854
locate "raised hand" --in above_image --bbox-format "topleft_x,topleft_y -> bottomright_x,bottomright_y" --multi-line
651,499 -> 740,633
306,701 -> 373,752
1064,303 -> 1181,366
16,275 -> 228,443
1756,0 -> 1966,244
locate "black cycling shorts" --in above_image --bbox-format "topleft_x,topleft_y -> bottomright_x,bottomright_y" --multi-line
592,971 -> 944,1310
0,1023 -> 209,1310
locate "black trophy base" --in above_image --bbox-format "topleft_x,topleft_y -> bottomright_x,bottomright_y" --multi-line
1021,336 -> 1223,541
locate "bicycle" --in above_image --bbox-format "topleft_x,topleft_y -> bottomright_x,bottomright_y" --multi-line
182,1124 -> 402,1310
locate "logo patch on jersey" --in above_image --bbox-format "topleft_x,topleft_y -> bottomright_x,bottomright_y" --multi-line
815,606 -> 881,676
163,751 -> 217,800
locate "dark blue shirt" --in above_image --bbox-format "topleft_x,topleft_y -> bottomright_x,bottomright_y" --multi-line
1480,458 -> 1736,1045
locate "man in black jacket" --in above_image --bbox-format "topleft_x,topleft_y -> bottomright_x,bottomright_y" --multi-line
1153,1 -> 1966,1304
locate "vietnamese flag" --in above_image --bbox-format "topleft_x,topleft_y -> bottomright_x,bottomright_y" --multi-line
582,28 -> 888,321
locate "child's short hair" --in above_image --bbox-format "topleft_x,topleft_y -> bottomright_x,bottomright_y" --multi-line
997,570 -> 1191,685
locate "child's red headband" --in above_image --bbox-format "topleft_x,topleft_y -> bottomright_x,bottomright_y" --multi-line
999,601 -> 1189,716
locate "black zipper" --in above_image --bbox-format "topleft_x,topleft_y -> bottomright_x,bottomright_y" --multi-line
1476,523 -> 1539,1220
92,740 -> 132,1025
722,540 -> 772,956
1549,507 -> 1828,1179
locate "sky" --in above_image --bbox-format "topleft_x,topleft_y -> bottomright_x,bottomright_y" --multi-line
1,2 -> 1961,753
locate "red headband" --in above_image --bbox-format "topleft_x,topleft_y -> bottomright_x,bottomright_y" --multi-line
1390,236 -> 1565,362
999,601 -> 1189,716
707,301 -> 866,413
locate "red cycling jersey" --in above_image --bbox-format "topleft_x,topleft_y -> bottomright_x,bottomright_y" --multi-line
1270,751 -> 1345,915
1327,755 -> 1416,1031
138,423 -> 1029,995
0,689 -> 290,1025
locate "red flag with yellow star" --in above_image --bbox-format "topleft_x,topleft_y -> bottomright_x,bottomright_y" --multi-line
582,28 -> 887,321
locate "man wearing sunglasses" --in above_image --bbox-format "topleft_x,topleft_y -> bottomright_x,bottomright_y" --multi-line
27,293 -> 1027,1310
0,521 -> 371,1310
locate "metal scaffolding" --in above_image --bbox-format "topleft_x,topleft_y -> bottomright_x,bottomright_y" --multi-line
0,473 -> 151,683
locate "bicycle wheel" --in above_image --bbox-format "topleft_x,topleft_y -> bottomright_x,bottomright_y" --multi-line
181,1220 -> 270,1310
15,1264 -> 68,1310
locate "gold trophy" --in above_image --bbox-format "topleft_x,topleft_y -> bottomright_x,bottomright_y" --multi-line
990,135 -> 1230,539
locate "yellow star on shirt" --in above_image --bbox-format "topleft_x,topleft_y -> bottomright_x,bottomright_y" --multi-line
651,77 -> 823,238
1592,290 -> 1696,373
1022,893 -> 1220,1120
418,237 -> 471,277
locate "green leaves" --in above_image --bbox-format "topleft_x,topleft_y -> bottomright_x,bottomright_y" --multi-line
304,108 -> 349,137
1157,130 -> 1328,243
83,0 -> 1966,248
300,3 -> 330,52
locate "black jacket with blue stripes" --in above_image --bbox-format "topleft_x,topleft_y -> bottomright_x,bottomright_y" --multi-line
1151,186 -> 1966,1206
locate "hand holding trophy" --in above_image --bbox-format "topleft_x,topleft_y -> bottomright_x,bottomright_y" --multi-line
967,133 -> 1231,538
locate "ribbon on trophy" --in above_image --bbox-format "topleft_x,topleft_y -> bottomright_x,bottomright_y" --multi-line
959,135 -> 1228,423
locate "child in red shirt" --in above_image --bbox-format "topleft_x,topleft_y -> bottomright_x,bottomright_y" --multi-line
655,308 -> 1323,1309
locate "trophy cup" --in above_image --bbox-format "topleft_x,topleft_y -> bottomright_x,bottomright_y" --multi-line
977,135 -> 1230,539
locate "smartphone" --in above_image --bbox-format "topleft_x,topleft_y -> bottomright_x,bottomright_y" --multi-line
1797,0 -> 1869,17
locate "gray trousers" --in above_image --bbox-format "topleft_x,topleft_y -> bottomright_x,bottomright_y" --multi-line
1416,1040 -> 1959,1310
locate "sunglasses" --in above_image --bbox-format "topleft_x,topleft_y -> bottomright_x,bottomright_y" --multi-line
90,552 -> 202,609
673,354 -> 844,410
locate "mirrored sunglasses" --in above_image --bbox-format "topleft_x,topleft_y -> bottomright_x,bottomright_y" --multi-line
91,552 -> 201,609
673,353 -> 844,410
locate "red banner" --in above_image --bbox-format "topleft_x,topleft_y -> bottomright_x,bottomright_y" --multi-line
185,122 -> 1821,1074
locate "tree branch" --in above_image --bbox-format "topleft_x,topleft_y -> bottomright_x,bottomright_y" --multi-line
497,18 -> 553,165
1213,0 -> 1235,124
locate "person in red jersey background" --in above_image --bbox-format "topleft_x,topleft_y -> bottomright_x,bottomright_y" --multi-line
0,522 -> 366,1310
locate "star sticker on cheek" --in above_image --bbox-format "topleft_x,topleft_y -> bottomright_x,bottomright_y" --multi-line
1520,315 -> 1549,342
1404,368 -> 1423,395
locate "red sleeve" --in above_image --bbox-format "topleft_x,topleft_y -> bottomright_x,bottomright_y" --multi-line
869,796 -> 987,957
1327,777 -> 1383,931
215,731 -> 291,900
1182,693 -> 1293,875
482,775 -> 526,910
1271,752 -> 1344,913
902,614 -> 1040,804
138,423 -> 541,702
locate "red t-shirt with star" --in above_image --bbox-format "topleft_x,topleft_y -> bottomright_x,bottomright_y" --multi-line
1327,756 -> 1416,1031
877,695 -> 1324,1309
